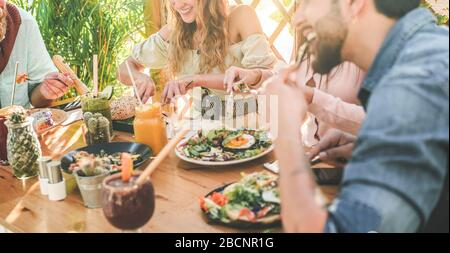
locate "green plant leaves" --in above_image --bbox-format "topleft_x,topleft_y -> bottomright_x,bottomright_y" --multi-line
11,0 -> 145,98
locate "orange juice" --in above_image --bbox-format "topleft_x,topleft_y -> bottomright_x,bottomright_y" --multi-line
134,103 -> 168,155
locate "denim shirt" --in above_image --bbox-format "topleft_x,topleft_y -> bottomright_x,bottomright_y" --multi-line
325,8 -> 449,233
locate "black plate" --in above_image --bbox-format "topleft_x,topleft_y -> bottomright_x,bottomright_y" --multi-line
112,118 -> 135,134
202,184 -> 281,229
61,142 -> 152,172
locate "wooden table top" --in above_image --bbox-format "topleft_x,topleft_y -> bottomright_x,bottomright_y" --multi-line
0,117 -> 338,233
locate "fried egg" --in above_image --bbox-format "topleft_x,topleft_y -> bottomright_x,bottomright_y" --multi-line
223,134 -> 256,150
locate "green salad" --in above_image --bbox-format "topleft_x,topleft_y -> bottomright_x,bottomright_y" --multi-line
200,172 -> 280,224
179,129 -> 272,162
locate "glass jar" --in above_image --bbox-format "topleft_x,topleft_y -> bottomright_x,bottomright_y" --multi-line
86,120 -> 111,145
81,95 -> 113,136
134,103 -> 168,155
5,117 -> 42,179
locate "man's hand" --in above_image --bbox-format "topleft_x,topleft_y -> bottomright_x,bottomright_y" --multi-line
118,58 -> 155,104
308,129 -> 357,168
38,72 -> 74,100
264,68 -> 309,126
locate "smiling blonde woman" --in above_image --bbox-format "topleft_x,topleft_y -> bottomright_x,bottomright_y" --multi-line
118,0 -> 277,117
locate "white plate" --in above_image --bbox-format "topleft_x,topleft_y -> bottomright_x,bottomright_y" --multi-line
175,130 -> 274,166
29,108 -> 68,135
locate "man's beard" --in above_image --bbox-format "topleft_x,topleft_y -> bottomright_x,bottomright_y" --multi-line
311,6 -> 348,74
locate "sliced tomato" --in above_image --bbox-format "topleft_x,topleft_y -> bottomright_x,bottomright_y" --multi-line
121,153 -> 133,182
16,74 -> 28,84
238,208 -> 256,222
111,165 -> 120,171
211,192 -> 228,206
256,207 -> 271,219
199,197 -> 209,212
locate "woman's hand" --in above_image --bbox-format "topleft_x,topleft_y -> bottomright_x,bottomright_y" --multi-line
161,77 -> 195,104
38,72 -> 74,100
118,57 -> 156,104
299,84 -> 315,104
131,73 -> 155,104
223,66 -> 263,93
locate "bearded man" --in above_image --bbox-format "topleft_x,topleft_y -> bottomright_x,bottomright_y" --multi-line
269,0 -> 448,233
0,0 -> 73,109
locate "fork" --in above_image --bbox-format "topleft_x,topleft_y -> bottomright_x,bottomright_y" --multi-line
264,155 -> 323,174
264,160 -> 279,174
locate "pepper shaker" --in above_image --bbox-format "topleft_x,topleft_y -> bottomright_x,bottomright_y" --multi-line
37,156 -> 52,195
46,161 -> 67,201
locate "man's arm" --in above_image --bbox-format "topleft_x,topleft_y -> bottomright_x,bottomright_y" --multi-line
276,124 -> 328,233
327,64 -> 449,232
266,72 -> 328,233
29,72 -> 73,108
28,83 -> 52,108
25,15 -> 67,108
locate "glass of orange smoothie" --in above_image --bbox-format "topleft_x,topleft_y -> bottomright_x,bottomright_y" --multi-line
133,103 -> 168,155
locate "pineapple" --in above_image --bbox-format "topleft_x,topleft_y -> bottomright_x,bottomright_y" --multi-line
6,109 -> 42,179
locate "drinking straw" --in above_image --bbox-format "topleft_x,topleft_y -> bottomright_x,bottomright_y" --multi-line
162,81 -> 193,107
136,127 -> 190,185
125,61 -> 144,106
225,90 -> 234,122
93,55 -> 99,97
10,62 -> 19,107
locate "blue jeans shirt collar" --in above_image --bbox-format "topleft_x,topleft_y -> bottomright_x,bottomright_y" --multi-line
358,8 -> 438,107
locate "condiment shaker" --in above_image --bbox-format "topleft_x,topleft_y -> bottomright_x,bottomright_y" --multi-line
37,156 -> 52,195
46,160 -> 67,201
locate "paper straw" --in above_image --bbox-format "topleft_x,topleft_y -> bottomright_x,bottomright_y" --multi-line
10,62 -> 19,107
125,61 -> 144,106
136,127 -> 190,185
93,55 -> 99,97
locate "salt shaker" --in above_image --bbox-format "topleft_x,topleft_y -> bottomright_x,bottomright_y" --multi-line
37,156 -> 52,195
46,161 -> 67,201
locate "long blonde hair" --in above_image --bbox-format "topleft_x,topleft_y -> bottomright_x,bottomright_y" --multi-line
168,0 -> 229,76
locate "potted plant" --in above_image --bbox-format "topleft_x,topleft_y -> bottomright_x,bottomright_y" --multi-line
73,155 -> 110,208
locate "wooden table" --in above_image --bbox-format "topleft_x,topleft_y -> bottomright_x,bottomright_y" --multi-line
0,119 -> 338,233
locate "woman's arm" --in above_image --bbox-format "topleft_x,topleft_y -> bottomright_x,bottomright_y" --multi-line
161,68 -> 274,103
117,56 -> 155,104
118,25 -> 171,87
299,63 -> 366,135
307,87 -> 366,135
161,6 -> 277,101
229,5 -> 264,41
199,5 -> 269,91
117,26 -> 171,103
